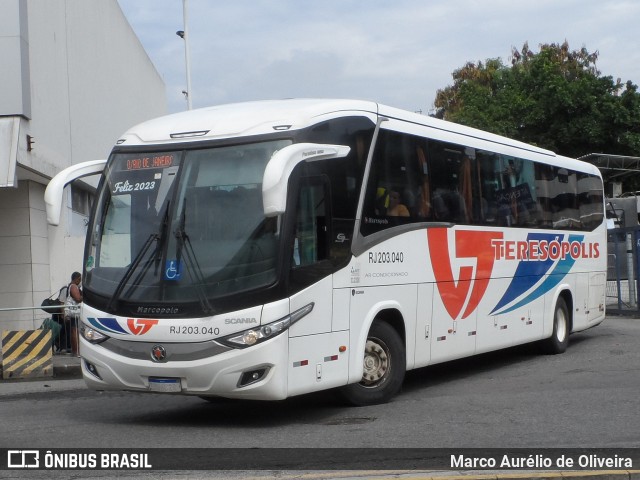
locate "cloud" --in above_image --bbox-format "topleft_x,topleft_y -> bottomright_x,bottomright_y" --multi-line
118,0 -> 640,115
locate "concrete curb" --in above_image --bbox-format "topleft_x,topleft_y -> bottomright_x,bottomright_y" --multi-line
52,354 -> 82,379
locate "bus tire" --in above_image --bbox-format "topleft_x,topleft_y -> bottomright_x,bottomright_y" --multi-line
541,296 -> 570,354
338,320 -> 406,406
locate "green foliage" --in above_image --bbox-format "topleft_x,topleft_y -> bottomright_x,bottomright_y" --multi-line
433,41 -> 640,159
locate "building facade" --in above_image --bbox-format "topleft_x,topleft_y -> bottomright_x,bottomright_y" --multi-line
0,0 -> 166,331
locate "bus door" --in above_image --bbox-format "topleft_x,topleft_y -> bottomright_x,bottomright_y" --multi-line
287,175 -> 349,396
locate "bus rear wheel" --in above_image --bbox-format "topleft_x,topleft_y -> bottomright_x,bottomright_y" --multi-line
541,296 -> 570,354
338,320 -> 405,406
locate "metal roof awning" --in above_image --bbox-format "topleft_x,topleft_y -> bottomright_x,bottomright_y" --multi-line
0,117 -> 20,188
578,153 -> 640,182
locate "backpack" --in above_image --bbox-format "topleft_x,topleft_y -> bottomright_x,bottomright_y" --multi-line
40,285 -> 68,315
56,285 -> 69,303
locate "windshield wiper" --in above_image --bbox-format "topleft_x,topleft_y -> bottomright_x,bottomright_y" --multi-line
154,202 -> 171,275
105,203 -> 171,313
106,232 -> 158,313
175,201 -> 215,315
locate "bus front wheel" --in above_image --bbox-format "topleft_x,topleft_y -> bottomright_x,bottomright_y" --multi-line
541,296 -> 570,354
338,320 -> 406,406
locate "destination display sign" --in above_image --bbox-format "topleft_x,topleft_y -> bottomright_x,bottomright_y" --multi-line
113,153 -> 176,172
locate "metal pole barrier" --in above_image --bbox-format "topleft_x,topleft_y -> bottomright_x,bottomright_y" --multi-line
635,228 -> 640,313
615,231 -> 623,310
67,305 -> 80,357
627,231 -> 637,307
0,305 -> 61,331
0,305 -> 65,313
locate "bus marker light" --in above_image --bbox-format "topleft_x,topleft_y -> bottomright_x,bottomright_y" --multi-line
324,355 -> 338,362
339,346 -> 347,353
293,360 -> 308,367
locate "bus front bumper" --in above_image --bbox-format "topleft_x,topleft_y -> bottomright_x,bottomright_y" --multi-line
79,333 -> 289,400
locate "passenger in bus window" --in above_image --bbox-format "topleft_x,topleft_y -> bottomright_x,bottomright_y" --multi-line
433,188 -> 467,222
387,190 -> 410,217
375,187 -> 389,215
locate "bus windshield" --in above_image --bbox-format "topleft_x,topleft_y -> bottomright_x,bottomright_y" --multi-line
85,139 -> 292,313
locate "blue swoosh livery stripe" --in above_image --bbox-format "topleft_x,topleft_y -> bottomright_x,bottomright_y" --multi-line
491,234 -> 584,315
87,317 -> 129,335
490,233 -> 560,314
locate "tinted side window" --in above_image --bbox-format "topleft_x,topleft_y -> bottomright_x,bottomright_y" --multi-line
297,116 -> 374,221
429,141 -> 475,224
292,176 -> 329,267
360,128 -> 603,235
478,153 -> 539,228
361,130 -> 433,235
295,116 -> 375,264
577,172 -> 604,230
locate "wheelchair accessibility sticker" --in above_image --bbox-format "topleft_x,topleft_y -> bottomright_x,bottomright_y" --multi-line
164,260 -> 183,281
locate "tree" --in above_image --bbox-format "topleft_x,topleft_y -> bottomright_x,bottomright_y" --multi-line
433,41 -> 640,159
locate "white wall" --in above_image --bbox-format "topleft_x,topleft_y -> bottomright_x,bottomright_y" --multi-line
0,0 -> 31,118
24,0 -> 165,173
0,181 -> 49,330
0,0 -> 166,331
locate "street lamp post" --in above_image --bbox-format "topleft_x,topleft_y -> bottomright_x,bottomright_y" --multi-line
178,0 -> 193,110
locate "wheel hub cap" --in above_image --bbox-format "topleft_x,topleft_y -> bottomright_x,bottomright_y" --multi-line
362,339 -> 389,386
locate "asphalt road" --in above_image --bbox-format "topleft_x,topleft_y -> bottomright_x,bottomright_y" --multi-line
1,316 -> 639,476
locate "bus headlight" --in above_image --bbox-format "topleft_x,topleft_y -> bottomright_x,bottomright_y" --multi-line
218,302 -> 314,349
81,325 -> 109,344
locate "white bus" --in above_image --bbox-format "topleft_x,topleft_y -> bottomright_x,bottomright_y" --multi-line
46,99 -> 606,405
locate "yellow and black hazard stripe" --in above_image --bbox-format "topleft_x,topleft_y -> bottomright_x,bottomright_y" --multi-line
1,329 -> 53,379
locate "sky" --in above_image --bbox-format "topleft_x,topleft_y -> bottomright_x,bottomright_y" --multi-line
117,0 -> 640,116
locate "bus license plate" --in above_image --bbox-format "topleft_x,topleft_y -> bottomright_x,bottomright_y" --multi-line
148,377 -> 182,393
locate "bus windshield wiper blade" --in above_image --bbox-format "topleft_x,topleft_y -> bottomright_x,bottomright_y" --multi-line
175,202 -> 215,315
154,201 -> 171,274
106,232 -> 158,313
106,203 -> 171,313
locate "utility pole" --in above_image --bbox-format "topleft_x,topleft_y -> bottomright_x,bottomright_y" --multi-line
177,0 -> 193,110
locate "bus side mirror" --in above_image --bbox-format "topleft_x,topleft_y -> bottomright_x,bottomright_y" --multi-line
45,159 -> 107,225
262,143 -> 350,217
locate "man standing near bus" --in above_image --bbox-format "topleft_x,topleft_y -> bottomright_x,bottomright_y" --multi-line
65,272 -> 83,356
